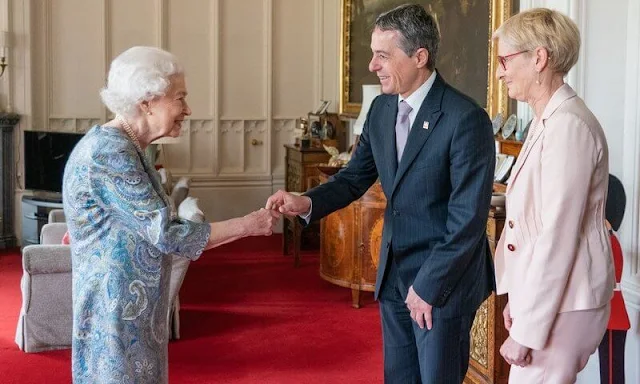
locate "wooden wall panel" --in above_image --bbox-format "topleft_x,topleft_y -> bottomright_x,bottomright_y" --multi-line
168,0 -> 215,118
219,0 -> 266,119
49,0 -> 104,117
321,0 -> 340,113
189,120 -> 216,174
272,0 -> 316,117
219,120 -> 244,174
109,0 -> 158,60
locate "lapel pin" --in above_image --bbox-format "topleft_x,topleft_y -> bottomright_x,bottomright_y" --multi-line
422,121 -> 429,130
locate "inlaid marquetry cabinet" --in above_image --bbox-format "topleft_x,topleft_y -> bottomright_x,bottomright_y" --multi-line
319,180 -> 384,309
320,183 -> 510,384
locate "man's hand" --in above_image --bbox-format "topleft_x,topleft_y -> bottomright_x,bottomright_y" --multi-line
265,190 -> 312,216
503,302 -> 512,331
500,336 -> 532,367
242,208 -> 280,236
405,286 -> 433,330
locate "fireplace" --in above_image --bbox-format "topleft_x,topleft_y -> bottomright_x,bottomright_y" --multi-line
0,113 -> 20,248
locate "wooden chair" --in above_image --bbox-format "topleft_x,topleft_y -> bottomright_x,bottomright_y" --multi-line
281,171 -> 322,267
282,214 -> 303,267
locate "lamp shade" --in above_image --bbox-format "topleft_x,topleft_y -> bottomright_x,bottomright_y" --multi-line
352,84 -> 381,135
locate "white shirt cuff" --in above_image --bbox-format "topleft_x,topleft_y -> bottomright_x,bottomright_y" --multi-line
298,199 -> 312,224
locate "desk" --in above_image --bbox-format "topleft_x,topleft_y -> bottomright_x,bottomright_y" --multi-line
319,177 -> 509,383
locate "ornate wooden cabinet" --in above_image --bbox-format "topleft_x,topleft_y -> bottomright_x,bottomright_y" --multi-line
466,208 -> 509,384
319,180 -> 510,383
319,180 -> 384,308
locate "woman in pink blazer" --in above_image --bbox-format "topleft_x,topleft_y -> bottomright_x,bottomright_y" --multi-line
492,8 -> 615,383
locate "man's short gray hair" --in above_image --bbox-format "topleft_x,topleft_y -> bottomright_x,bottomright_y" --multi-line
100,46 -> 184,118
375,4 -> 440,70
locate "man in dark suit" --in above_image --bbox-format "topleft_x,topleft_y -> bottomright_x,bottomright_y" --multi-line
266,4 -> 495,383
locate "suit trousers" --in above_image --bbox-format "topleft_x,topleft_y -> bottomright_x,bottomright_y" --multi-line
378,259 -> 474,384
508,304 -> 610,384
598,329 -> 627,384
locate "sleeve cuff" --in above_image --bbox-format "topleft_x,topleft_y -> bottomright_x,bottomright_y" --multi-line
298,199 -> 312,225
412,278 -> 448,308
509,314 -> 554,350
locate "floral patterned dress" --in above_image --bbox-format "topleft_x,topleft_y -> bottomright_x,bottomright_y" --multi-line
62,125 -> 210,383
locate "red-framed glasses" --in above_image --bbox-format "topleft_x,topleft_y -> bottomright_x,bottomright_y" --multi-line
497,50 -> 529,70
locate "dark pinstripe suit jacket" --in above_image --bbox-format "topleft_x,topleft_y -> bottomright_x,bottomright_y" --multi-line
306,73 -> 496,318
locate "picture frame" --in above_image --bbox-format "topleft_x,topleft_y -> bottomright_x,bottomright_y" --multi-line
501,114 -> 518,140
518,118 -> 533,142
494,153 -> 515,182
340,0 -> 512,119
492,112 -> 504,136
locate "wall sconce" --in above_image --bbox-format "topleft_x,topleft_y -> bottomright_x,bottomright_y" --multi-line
0,31 -> 10,78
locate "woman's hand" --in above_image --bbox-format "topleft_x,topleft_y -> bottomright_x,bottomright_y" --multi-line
206,208 -> 280,250
503,302 -> 512,331
242,208 -> 280,236
500,336 -> 531,367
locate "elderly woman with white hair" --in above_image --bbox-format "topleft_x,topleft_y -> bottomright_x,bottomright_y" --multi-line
492,8 -> 614,383
62,46 -> 279,383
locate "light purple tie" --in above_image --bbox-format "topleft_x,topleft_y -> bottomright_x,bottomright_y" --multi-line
395,100 -> 413,162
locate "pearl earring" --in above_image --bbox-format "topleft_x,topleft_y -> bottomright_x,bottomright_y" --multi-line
536,72 -> 541,85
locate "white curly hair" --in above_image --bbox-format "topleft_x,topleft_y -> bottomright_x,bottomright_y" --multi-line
100,46 -> 184,118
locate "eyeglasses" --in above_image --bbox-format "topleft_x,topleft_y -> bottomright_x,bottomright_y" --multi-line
497,50 -> 529,70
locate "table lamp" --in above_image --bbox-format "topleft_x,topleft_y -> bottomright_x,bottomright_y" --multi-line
352,84 -> 381,135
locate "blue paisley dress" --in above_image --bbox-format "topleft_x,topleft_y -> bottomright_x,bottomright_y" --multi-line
62,125 -> 210,383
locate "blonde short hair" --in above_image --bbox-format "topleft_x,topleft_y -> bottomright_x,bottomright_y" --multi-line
493,8 -> 580,75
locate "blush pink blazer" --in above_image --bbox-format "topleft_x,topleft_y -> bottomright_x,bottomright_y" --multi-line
495,84 -> 615,350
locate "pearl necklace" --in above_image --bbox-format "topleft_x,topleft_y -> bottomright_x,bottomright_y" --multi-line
116,115 -> 143,153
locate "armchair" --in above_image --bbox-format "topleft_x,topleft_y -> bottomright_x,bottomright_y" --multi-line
14,222 -> 72,352
48,209 -> 66,224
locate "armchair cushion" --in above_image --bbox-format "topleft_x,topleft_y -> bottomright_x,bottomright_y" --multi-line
22,245 -> 72,274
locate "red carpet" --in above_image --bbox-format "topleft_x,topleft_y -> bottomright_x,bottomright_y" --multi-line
0,236 -> 382,383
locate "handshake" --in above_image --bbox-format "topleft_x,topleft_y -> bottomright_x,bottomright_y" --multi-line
242,190 -> 313,237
